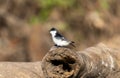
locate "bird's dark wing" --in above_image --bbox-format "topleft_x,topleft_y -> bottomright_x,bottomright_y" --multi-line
55,33 -> 65,40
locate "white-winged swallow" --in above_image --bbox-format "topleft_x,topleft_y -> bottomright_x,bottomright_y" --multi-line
50,28 -> 75,47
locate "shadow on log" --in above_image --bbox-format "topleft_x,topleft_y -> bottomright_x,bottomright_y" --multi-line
41,43 -> 120,78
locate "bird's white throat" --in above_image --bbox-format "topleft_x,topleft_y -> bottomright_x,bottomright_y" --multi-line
50,30 -> 57,37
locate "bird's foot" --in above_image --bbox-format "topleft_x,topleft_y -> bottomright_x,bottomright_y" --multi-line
54,44 -> 61,47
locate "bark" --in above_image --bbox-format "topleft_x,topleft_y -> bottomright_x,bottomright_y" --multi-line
0,43 -> 119,78
41,43 -> 120,78
0,62 -> 43,78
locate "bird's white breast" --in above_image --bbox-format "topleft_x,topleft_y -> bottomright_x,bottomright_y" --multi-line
53,37 -> 69,46
50,30 -> 70,46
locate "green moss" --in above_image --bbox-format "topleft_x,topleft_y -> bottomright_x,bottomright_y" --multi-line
100,0 -> 109,9
29,16 -> 40,24
40,0 -> 75,8
29,0 -> 75,24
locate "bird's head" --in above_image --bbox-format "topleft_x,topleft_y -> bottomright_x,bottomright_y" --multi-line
49,28 -> 57,36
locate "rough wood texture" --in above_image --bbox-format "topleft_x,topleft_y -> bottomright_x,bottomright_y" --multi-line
0,62 -> 43,78
0,43 -> 119,78
41,43 -> 120,78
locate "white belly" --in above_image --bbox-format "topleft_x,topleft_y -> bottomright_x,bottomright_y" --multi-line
53,38 -> 69,46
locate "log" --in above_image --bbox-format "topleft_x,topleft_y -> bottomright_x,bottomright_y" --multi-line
41,43 -> 120,78
0,43 -> 119,78
0,62 -> 44,78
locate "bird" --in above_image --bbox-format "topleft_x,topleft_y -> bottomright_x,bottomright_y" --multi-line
49,28 -> 75,47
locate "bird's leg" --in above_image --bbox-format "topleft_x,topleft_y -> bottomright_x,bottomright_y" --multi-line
54,44 -> 57,46
54,44 -> 60,47
54,44 -> 61,47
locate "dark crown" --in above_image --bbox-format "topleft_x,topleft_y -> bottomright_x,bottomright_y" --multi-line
50,28 -> 56,31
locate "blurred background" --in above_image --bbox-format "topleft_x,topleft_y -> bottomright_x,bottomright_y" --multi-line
0,0 -> 120,62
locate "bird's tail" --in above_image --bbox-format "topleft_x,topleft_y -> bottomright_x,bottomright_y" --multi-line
70,41 -> 76,47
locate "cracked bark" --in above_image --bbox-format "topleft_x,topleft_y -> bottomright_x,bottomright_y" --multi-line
42,43 -> 120,78
0,43 -> 120,78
